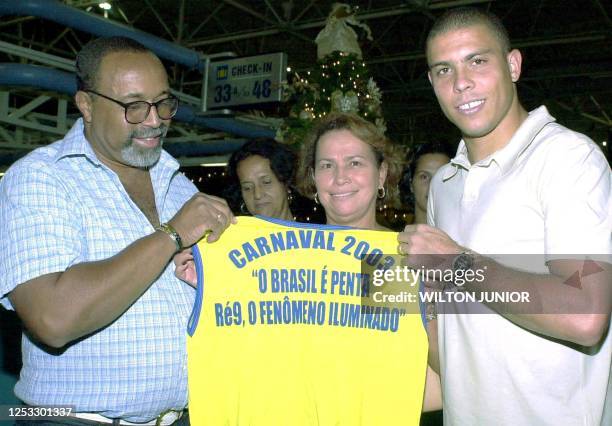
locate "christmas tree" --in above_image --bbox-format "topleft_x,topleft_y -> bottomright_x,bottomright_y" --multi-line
278,3 -> 385,144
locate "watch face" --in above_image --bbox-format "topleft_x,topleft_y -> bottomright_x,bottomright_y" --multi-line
453,253 -> 474,271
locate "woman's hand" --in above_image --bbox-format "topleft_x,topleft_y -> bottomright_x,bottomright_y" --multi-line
174,248 -> 197,288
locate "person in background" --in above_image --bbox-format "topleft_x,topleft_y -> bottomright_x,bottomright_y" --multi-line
399,142 -> 454,224
399,141 -> 453,426
175,139 -> 301,284
399,143 -> 454,424
0,36 -> 233,425
398,7 -> 611,425
225,138 -> 296,221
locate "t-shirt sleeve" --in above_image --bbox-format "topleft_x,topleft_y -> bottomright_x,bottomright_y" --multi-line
0,163 -> 82,309
539,136 -> 611,262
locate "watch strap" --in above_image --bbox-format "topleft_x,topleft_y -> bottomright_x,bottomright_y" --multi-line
156,222 -> 183,252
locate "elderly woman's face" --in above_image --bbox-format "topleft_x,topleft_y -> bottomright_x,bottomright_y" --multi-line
237,155 -> 290,219
314,129 -> 387,228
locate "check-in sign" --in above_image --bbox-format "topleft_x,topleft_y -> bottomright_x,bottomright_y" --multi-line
206,53 -> 287,108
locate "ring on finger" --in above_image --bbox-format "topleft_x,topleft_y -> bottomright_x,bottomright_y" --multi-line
397,243 -> 405,256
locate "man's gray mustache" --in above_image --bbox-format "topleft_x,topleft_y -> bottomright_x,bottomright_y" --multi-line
131,125 -> 168,139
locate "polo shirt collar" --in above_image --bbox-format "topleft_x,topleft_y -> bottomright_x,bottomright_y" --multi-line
442,105 -> 555,179
493,106 -> 556,175
443,141 -> 469,180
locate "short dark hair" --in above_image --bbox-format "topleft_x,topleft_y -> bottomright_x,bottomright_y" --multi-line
296,112 -> 404,208
76,36 -> 153,91
225,138 -> 297,209
426,7 -> 511,56
399,141 -> 455,208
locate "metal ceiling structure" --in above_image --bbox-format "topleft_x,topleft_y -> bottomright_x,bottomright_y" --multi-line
0,0 -> 611,171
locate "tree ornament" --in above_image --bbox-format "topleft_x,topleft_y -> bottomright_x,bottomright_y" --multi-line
314,3 -> 372,59
299,110 -> 315,120
278,3 -> 385,145
331,90 -> 359,113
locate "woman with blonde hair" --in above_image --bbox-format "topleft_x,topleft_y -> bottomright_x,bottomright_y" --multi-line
176,112 -> 441,420
297,112 -> 441,415
296,112 -> 403,230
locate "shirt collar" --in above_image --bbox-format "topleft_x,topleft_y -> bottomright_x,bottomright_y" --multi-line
443,141 -> 469,180
53,118 -> 181,176
53,118 -> 101,165
493,105 -> 555,175
442,105 -> 555,180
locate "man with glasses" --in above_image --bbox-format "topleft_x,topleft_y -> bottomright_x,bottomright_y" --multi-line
0,36 -> 234,425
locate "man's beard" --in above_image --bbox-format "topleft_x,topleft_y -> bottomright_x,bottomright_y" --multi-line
121,124 -> 168,168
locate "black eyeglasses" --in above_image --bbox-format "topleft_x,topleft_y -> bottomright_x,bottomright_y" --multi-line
85,90 -> 179,124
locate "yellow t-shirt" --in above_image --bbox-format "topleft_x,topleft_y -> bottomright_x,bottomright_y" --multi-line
187,217 -> 428,425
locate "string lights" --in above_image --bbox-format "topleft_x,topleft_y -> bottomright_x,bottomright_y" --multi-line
278,50 -> 386,144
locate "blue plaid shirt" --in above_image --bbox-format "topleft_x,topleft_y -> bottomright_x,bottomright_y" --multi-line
0,119 -> 197,422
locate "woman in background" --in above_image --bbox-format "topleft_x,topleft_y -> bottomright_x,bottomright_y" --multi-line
175,139 -> 297,283
400,142 -> 453,224
398,141 -> 453,425
225,138 -> 296,220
